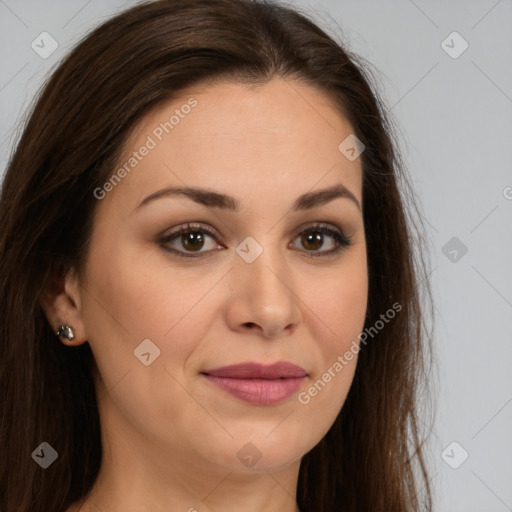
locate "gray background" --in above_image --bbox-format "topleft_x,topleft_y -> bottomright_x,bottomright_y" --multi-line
1,0 -> 511,510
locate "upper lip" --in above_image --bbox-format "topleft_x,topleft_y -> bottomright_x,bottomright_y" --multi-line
202,362 -> 307,379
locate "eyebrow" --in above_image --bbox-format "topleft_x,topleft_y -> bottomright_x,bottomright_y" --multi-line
135,182 -> 361,213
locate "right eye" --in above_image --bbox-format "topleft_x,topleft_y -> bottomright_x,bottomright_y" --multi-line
158,223 -> 224,258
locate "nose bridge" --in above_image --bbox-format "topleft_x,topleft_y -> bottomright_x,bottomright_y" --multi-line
250,243 -> 285,288
230,232 -> 299,336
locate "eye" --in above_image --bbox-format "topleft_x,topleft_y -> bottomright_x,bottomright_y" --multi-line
158,223 -> 222,258
290,223 -> 352,258
158,222 -> 352,258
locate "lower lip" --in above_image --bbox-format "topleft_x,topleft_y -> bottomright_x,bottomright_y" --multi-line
203,375 -> 306,405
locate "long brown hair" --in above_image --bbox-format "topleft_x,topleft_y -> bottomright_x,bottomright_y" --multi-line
0,0 -> 435,510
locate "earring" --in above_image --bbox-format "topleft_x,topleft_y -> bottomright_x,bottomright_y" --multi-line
56,324 -> 76,342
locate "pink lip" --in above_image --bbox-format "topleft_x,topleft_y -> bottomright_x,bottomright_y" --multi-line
201,362 -> 307,405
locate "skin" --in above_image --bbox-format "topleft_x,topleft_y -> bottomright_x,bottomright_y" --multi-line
42,78 -> 368,512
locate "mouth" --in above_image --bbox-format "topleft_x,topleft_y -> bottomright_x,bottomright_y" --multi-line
200,362 -> 307,405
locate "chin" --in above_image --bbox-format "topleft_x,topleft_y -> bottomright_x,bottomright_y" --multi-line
201,422 -> 317,475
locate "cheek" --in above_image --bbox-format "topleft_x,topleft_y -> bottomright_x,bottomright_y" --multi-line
79,239 -> 229,396
82,238 -> 215,340
79,243 -> 222,447
309,249 -> 368,353
297,252 -> 367,418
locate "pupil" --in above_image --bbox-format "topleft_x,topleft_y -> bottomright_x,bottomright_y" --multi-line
183,232 -> 204,251
303,232 -> 322,250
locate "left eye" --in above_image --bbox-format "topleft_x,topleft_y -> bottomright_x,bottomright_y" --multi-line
158,222 -> 351,258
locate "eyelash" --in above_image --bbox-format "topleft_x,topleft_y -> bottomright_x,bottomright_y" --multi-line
158,222 -> 352,259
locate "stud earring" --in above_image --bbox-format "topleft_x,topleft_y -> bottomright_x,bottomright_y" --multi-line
56,324 -> 76,342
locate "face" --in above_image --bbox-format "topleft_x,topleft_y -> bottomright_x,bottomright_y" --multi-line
57,78 -> 367,479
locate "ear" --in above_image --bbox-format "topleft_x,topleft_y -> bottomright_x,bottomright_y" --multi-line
39,266 -> 88,346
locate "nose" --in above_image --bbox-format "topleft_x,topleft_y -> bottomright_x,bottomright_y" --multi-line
224,242 -> 301,339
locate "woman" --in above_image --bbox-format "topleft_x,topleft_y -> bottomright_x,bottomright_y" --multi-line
0,0 -> 434,510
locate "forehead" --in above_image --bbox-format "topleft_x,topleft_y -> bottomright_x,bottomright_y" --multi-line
99,78 -> 363,213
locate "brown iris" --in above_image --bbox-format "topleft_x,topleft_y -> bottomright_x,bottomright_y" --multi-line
301,232 -> 323,251
181,231 -> 205,251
